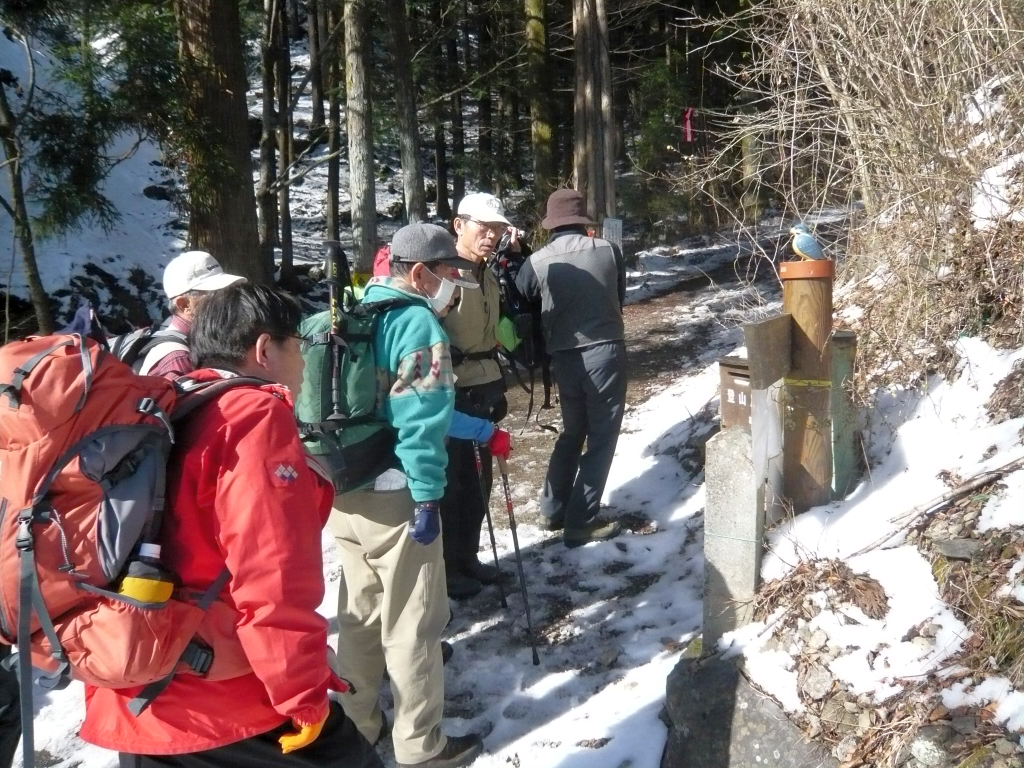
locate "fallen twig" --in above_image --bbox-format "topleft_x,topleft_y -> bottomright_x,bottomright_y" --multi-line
851,456 -> 1024,557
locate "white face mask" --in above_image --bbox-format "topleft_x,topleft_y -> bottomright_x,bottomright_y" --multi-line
425,271 -> 457,314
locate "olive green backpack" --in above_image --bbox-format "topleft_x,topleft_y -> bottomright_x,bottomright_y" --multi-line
294,298 -> 413,493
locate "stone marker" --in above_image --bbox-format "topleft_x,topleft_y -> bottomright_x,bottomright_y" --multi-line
704,426 -> 764,648
662,654 -> 838,768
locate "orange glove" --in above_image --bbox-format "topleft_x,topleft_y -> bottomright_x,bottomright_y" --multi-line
279,712 -> 328,754
488,428 -> 513,461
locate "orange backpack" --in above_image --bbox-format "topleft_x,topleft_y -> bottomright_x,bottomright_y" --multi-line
0,333 -> 261,762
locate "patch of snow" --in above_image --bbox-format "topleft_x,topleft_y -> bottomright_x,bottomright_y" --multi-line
941,677 -> 1024,733
763,339 -> 1024,579
978,469 -> 1024,531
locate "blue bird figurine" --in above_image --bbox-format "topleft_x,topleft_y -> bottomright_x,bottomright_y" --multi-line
789,223 -> 825,261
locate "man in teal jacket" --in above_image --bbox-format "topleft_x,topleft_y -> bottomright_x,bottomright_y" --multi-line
330,223 -> 484,768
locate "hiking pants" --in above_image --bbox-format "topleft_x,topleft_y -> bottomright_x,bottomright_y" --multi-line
117,702 -> 380,768
440,382 -> 507,574
540,341 -> 628,531
329,488 -> 450,765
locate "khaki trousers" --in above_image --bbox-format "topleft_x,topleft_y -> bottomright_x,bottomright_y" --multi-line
329,487 -> 450,765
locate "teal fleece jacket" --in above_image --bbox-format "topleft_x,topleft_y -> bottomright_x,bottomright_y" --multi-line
365,278 -> 455,502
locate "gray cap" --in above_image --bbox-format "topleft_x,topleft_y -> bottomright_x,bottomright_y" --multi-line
390,223 -> 470,269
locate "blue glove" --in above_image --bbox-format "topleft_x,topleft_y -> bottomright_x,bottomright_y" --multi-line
409,502 -> 441,545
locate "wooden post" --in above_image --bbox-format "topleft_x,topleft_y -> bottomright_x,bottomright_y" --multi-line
780,260 -> 834,512
831,330 -> 860,499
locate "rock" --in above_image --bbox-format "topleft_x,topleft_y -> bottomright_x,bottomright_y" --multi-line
833,735 -> 858,762
933,539 -> 982,561
912,636 -> 933,651
662,655 -> 839,768
857,710 -> 872,733
598,648 -> 620,667
143,184 -> 171,201
950,715 -> 977,734
821,698 -> 847,728
911,725 -> 954,767
994,739 -> 1017,757
803,664 -> 834,701
843,701 -> 860,713
808,629 -> 828,650
806,714 -> 822,738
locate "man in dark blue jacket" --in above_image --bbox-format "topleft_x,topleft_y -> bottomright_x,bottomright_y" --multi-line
515,189 -> 627,547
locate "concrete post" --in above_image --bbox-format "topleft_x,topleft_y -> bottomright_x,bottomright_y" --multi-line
704,426 -> 764,649
831,330 -> 860,499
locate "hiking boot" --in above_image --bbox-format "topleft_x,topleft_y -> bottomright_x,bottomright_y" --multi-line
446,571 -> 482,599
462,559 -> 500,584
396,734 -> 484,768
563,519 -> 622,548
537,515 -> 564,532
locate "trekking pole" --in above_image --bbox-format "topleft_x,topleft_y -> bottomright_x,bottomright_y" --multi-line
473,444 -> 506,609
496,455 -> 540,665
323,241 -> 345,419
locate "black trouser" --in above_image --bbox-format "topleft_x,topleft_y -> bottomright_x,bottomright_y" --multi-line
540,341 -> 627,531
0,646 -> 20,768
440,381 -> 507,574
119,702 -> 381,768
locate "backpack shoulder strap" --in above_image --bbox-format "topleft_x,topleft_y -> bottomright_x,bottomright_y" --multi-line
172,377 -> 272,422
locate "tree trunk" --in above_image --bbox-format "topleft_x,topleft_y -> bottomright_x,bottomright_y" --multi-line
308,0 -> 326,131
277,0 -> 295,283
431,0 -> 451,221
386,0 -> 426,223
325,0 -> 342,241
288,0 -> 301,39
0,87 -> 52,334
434,125 -> 451,220
257,0 -> 278,273
525,0 -> 553,197
447,35 -> 465,210
345,0 -> 376,273
476,9 -> 492,192
508,86 -> 522,189
572,0 -> 615,221
174,0 -> 268,283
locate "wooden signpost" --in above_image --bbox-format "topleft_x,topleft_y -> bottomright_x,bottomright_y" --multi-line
779,259 -> 834,513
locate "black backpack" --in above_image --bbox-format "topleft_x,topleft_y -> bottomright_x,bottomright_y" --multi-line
489,250 -> 555,422
108,325 -> 189,374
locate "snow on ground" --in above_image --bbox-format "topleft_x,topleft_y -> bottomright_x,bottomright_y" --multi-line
762,338 -> 1024,575
726,337 -> 1024,741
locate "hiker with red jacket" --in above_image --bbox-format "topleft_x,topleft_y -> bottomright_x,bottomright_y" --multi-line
79,283 -> 381,768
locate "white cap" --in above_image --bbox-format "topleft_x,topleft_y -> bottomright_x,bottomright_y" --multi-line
163,251 -> 245,299
457,193 -> 511,227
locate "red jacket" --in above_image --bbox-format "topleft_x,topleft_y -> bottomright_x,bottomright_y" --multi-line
80,370 -> 335,754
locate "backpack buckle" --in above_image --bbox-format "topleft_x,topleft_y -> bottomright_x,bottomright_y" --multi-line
15,510 -> 33,552
180,640 -> 214,676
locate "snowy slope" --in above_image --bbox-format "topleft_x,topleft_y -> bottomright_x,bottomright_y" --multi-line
0,36 -> 184,325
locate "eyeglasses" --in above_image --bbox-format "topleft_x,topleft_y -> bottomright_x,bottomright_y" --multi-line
275,334 -> 311,353
467,218 -> 508,235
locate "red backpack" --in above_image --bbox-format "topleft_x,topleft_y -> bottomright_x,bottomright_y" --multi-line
0,333 -> 262,763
